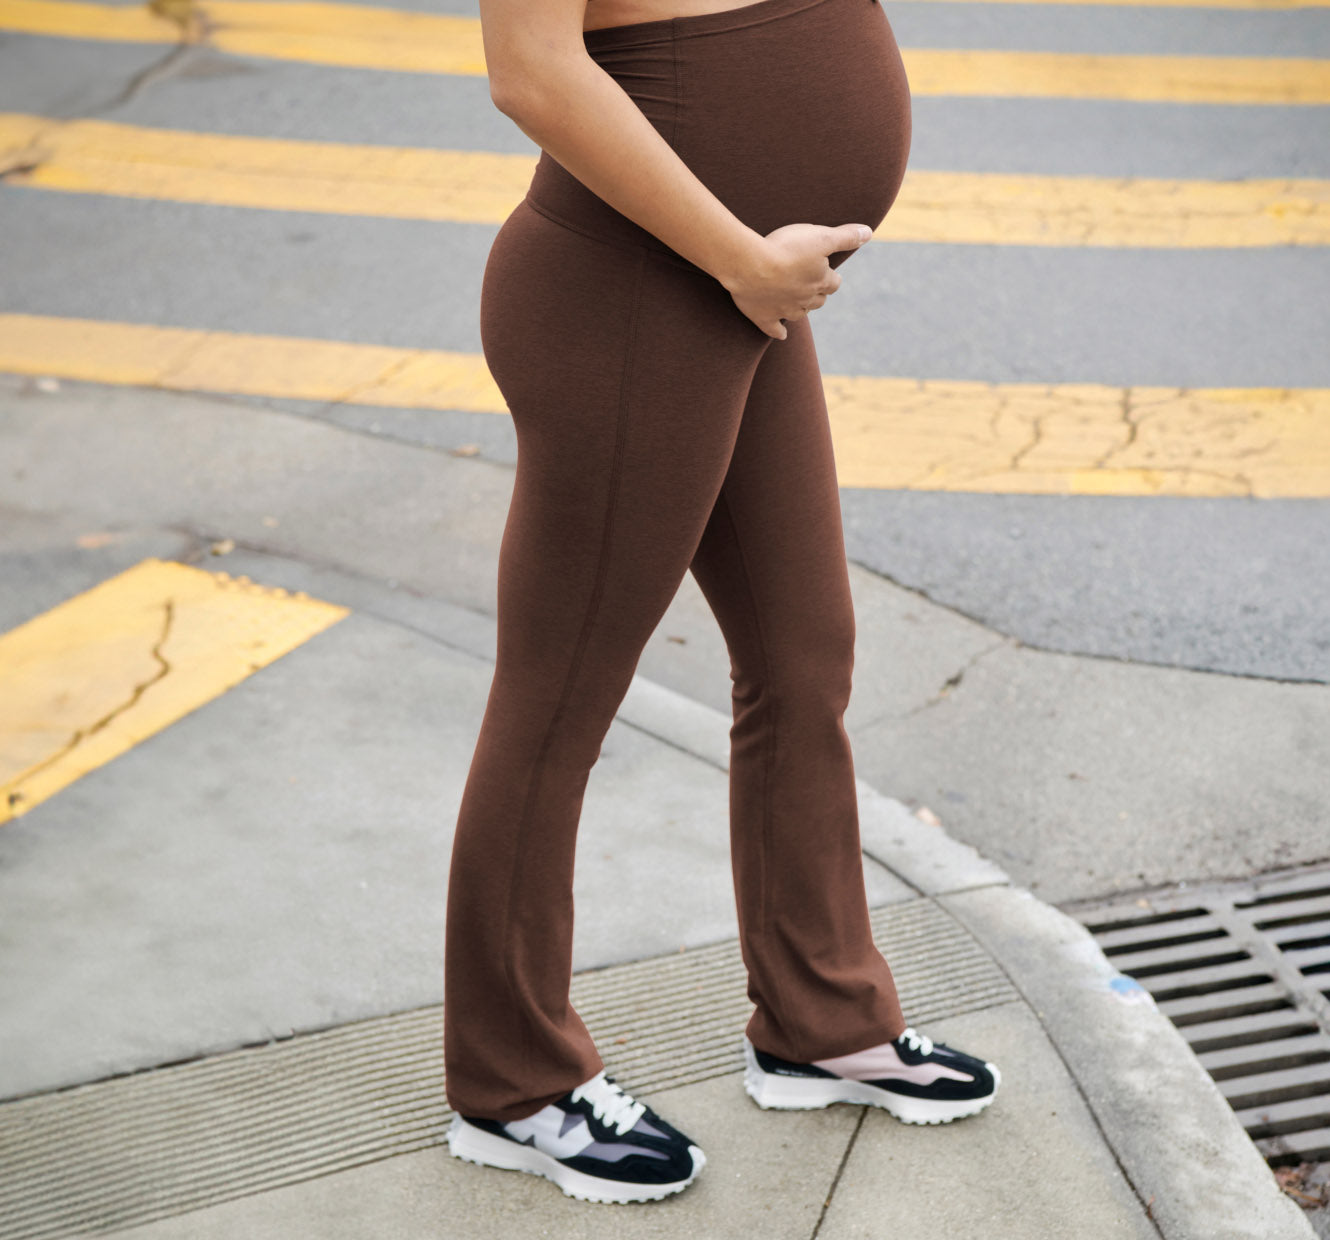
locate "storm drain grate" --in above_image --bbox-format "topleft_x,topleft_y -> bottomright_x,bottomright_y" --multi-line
0,896 -> 1016,1240
1072,865 -> 1330,1170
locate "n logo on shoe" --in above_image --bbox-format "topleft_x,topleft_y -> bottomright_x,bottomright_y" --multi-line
505,1109 -> 593,1159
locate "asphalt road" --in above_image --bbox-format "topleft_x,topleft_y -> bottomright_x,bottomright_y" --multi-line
1,0 -> 1327,902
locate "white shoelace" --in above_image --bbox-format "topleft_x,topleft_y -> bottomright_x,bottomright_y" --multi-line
899,1027 -> 935,1056
570,1071 -> 647,1136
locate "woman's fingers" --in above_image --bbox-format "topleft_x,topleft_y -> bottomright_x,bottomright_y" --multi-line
823,222 -> 873,256
727,220 -> 872,336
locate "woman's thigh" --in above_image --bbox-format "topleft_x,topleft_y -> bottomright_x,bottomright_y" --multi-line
689,314 -> 855,691
481,202 -> 773,699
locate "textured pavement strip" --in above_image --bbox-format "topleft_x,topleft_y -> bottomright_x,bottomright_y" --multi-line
4,113 -> 1328,248
2,0 -> 1329,102
3,315 -> 1327,498
0,558 -> 348,824
0,899 -> 1018,1240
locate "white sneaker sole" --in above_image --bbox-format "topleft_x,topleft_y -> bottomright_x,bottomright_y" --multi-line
742,1040 -> 1001,1124
447,1115 -> 706,1203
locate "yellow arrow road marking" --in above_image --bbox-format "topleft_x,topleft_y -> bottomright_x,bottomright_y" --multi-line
0,559 -> 348,824
2,0 -> 1328,102
3,314 -> 1327,499
3,114 -> 1329,247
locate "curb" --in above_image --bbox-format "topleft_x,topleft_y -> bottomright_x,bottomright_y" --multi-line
943,886 -> 1313,1240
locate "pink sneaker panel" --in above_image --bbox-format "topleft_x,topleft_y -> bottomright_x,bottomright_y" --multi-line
810,1042 -> 972,1086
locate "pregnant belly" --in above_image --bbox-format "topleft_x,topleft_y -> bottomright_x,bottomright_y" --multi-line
526,0 -> 911,274
592,0 -> 912,241
682,17 -> 910,241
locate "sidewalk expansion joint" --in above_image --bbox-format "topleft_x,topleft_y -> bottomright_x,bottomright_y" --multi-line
938,892 -> 1169,1240
808,1106 -> 866,1240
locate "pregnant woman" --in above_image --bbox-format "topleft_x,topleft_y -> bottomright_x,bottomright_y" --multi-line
444,0 -> 1001,1203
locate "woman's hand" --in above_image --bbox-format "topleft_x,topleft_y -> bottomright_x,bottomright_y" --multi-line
481,2 -> 875,320
720,222 -> 873,340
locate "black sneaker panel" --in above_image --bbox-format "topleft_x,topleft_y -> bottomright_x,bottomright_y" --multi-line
630,1101 -> 699,1149
893,1036 -> 977,1067
752,1047 -> 840,1079
466,1088 -> 699,1181
562,1093 -> 695,1157
561,1143 -> 698,1185
457,1114 -> 512,1139
865,1060 -> 996,1100
755,1038 -> 995,1101
891,1039 -> 995,1090
597,1077 -> 698,1145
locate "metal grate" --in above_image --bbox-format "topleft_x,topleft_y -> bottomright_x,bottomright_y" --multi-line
1072,865 -> 1330,1170
0,896 -> 1016,1240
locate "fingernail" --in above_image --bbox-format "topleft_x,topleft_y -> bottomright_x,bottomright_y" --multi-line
857,226 -> 872,242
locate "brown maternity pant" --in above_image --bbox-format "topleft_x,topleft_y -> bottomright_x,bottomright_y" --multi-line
445,0 -> 914,1121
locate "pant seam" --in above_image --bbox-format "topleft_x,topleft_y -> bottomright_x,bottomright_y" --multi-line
497,245 -> 649,1093
717,485 -> 801,1061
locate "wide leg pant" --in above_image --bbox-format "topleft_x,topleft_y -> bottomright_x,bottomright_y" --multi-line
445,0 -> 913,1122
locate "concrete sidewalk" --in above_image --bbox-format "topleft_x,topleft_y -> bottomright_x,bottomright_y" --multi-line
0,377 -> 1313,1239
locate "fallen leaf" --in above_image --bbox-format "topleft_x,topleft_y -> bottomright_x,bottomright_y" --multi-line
76,532 -> 116,549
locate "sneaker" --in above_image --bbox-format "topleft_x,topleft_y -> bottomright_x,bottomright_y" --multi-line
743,1026 -> 1000,1124
447,1070 -> 705,1203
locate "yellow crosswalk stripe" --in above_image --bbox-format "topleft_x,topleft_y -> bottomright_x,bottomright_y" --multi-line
2,0 -> 1328,103
0,0 -> 178,43
896,0 -> 1327,8
822,376 -> 1330,496
903,49 -> 1330,103
0,313 -> 508,411
0,559 -> 348,823
3,314 -> 1327,499
3,113 -> 1327,248
893,170 -> 1330,246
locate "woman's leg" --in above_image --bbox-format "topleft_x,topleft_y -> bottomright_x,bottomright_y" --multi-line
688,314 -> 908,1063
444,202 -> 772,1122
